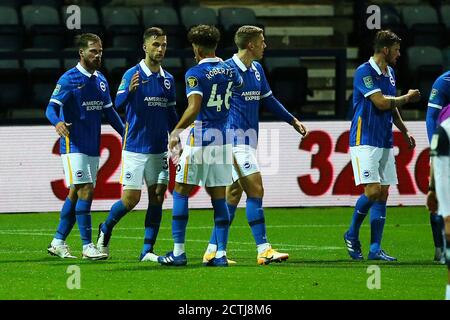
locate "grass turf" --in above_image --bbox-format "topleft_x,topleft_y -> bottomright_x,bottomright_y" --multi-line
0,207 -> 445,300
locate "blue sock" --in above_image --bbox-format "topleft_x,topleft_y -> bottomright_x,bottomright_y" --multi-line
142,205 -> 162,254
212,198 -> 230,252
172,191 -> 189,244
370,201 -> 387,253
348,194 -> 374,239
209,203 -> 236,245
430,214 -> 444,248
75,199 -> 93,246
102,200 -> 128,235
54,197 -> 76,240
246,197 -> 267,245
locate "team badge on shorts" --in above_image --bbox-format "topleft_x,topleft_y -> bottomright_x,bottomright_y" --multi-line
187,76 -> 198,88
363,76 -> 373,89
76,170 -> 84,178
99,81 -> 106,92
363,170 -> 370,178
125,172 -> 132,180
176,164 -> 181,172
243,162 -> 251,169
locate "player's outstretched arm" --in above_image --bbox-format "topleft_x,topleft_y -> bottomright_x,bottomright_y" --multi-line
369,89 -> 421,111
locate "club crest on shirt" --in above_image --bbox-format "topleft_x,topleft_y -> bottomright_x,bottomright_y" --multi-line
389,76 -> 395,86
99,81 -> 106,92
164,79 -> 171,89
430,89 -> 438,101
187,76 -> 198,88
53,84 -> 61,95
254,70 -> 261,81
363,76 -> 373,89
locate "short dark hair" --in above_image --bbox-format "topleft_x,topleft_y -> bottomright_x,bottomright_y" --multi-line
187,25 -> 220,51
75,33 -> 101,49
234,25 -> 263,49
373,30 -> 401,52
143,27 -> 165,42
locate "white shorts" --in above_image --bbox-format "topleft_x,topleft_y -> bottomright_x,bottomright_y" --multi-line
175,144 -> 233,187
350,145 -> 398,186
120,150 -> 169,190
231,145 -> 260,182
434,156 -> 450,217
61,153 -> 99,188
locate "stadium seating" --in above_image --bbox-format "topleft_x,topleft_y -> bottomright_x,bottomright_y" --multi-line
21,5 -> 65,50
400,5 -> 446,47
101,6 -> 141,50
23,49 -> 62,111
141,6 -> 185,49
406,46 -> 444,108
0,6 -> 23,52
442,47 -> 450,70
180,6 -> 218,31
218,7 -> 261,48
0,59 -> 28,116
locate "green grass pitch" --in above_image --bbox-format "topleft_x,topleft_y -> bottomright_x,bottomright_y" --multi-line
0,207 -> 445,300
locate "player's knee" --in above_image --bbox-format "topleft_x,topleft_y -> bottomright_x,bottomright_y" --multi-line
365,185 -> 381,201
76,184 -> 94,200
122,193 -> 140,210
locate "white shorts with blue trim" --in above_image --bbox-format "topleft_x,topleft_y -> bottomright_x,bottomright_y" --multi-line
350,145 -> 398,186
61,153 -> 99,188
120,150 -> 169,190
231,144 -> 260,182
175,144 -> 233,187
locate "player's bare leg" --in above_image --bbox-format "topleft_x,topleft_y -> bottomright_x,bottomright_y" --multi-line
444,217 -> 450,299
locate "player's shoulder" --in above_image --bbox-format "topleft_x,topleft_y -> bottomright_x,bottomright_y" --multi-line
161,68 -> 174,81
122,65 -> 139,78
435,70 -> 450,86
58,67 -> 79,85
354,62 -> 373,77
251,61 -> 265,73
96,70 -> 108,82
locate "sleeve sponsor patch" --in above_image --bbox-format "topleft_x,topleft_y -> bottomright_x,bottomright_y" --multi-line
52,84 -> 61,96
363,76 -> 373,89
429,89 -> 438,101
186,76 -> 198,88
118,78 -> 126,91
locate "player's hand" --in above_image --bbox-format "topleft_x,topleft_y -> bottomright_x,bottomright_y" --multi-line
403,131 -> 416,149
426,191 -> 438,213
292,118 -> 309,138
168,131 -> 182,163
128,71 -> 139,93
406,89 -> 421,103
55,121 -> 71,137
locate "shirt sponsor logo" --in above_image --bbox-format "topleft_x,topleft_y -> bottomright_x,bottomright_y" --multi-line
99,81 -> 106,92
241,91 -> 261,101
204,67 -> 233,80
82,100 -> 104,111
187,76 -> 198,88
363,76 -> 373,89
144,96 -> 168,107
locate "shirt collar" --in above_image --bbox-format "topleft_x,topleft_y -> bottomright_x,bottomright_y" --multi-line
198,57 -> 222,65
139,59 -> 165,77
232,54 -> 256,72
76,62 -> 98,78
368,57 -> 392,77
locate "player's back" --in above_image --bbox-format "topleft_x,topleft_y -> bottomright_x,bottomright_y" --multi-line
185,57 -> 242,146
350,59 -> 396,148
